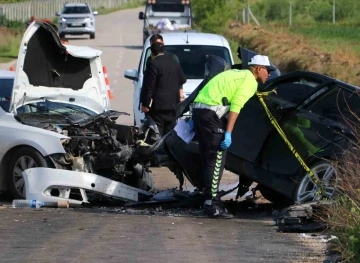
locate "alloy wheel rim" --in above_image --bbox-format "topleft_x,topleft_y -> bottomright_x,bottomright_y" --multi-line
296,163 -> 336,203
13,156 -> 37,197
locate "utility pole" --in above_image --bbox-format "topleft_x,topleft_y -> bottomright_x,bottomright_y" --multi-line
289,0 -> 292,27
333,0 -> 336,24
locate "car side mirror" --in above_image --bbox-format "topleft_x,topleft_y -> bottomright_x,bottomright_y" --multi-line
93,11 -> 98,15
124,69 -> 138,81
139,12 -> 144,20
55,11 -> 60,16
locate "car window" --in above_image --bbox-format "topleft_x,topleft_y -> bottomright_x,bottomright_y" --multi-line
151,4 -> 185,13
307,86 -> 360,124
62,6 -> 90,14
17,100 -> 96,116
263,76 -> 323,105
143,45 -> 232,79
0,78 -> 14,112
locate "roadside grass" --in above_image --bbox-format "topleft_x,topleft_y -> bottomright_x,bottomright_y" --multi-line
282,23 -> 360,55
321,138 -> 360,262
223,23 -> 360,85
0,27 -> 21,63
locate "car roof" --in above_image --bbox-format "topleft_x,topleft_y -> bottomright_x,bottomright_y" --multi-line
145,32 -> 229,47
0,70 -> 15,79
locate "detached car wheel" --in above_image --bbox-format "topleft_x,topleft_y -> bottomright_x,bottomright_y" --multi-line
294,161 -> 336,204
7,147 -> 49,199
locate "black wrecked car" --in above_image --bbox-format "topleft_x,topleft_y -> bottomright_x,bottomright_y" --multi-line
148,47 -> 358,205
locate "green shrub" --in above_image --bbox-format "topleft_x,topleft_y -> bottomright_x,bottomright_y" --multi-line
250,0 -> 360,24
324,144 -> 360,262
192,0 -> 243,33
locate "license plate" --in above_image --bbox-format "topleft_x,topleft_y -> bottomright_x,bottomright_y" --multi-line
71,23 -> 82,26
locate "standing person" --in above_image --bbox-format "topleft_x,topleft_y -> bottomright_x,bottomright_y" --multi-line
146,34 -> 183,101
140,42 -> 186,135
189,55 -> 275,218
146,34 -> 179,66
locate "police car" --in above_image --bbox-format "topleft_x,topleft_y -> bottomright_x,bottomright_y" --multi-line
124,32 -> 234,127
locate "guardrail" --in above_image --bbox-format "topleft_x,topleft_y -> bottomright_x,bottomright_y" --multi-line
0,0 -> 135,21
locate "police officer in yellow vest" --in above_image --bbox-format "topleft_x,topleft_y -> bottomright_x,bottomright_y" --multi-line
188,54 -> 275,218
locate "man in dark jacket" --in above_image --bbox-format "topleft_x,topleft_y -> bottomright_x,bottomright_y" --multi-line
140,42 -> 186,135
146,34 -> 180,68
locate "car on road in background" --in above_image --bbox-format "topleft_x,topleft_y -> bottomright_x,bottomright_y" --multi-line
139,0 -> 193,44
149,47 -> 358,205
124,32 -> 234,127
56,3 -> 98,39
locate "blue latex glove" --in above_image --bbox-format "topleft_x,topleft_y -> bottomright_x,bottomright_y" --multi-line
220,132 -> 232,150
187,119 -> 195,133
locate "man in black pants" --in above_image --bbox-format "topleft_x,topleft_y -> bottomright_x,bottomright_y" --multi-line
140,42 -> 186,135
189,54 -> 275,218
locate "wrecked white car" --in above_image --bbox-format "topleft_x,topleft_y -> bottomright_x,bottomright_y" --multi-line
0,21 -> 154,199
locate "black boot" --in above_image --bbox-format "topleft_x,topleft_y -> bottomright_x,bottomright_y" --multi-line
203,200 -> 234,219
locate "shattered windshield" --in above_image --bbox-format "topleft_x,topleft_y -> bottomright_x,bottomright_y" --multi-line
143,45 -> 232,79
62,6 -> 91,14
16,100 -> 96,119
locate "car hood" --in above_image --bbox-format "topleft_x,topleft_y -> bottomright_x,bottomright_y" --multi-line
183,79 -> 202,97
60,14 -> 92,19
11,21 -> 109,114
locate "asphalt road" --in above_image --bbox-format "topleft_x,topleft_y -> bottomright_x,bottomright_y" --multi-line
0,6 -> 328,263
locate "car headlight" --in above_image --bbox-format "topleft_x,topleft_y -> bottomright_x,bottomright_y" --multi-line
61,17 -> 66,22
84,17 -> 92,22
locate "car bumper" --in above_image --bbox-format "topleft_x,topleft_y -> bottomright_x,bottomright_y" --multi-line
59,23 -> 95,34
23,167 -> 152,207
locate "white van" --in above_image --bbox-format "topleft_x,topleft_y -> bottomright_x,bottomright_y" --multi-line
124,32 -> 234,127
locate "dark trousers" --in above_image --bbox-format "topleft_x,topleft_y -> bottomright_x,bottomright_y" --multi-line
192,108 -> 227,200
146,109 -> 176,136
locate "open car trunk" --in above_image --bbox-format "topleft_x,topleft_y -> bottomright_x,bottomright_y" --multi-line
11,21 -> 109,114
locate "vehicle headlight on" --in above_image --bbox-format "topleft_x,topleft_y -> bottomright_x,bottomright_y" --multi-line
84,17 -> 92,22
61,17 -> 67,22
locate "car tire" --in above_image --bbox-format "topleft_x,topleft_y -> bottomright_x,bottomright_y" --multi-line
7,147 -> 49,199
257,185 -> 292,206
90,33 -> 95,39
294,160 -> 336,204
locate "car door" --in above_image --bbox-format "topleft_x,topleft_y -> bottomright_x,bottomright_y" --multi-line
258,74 -> 350,178
133,48 -> 148,127
225,48 -> 282,162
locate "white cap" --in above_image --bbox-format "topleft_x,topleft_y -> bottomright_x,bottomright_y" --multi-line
248,55 -> 275,71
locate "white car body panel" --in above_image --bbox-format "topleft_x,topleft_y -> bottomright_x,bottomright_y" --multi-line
124,32 -> 234,127
23,168 -> 151,206
0,107 -> 68,192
